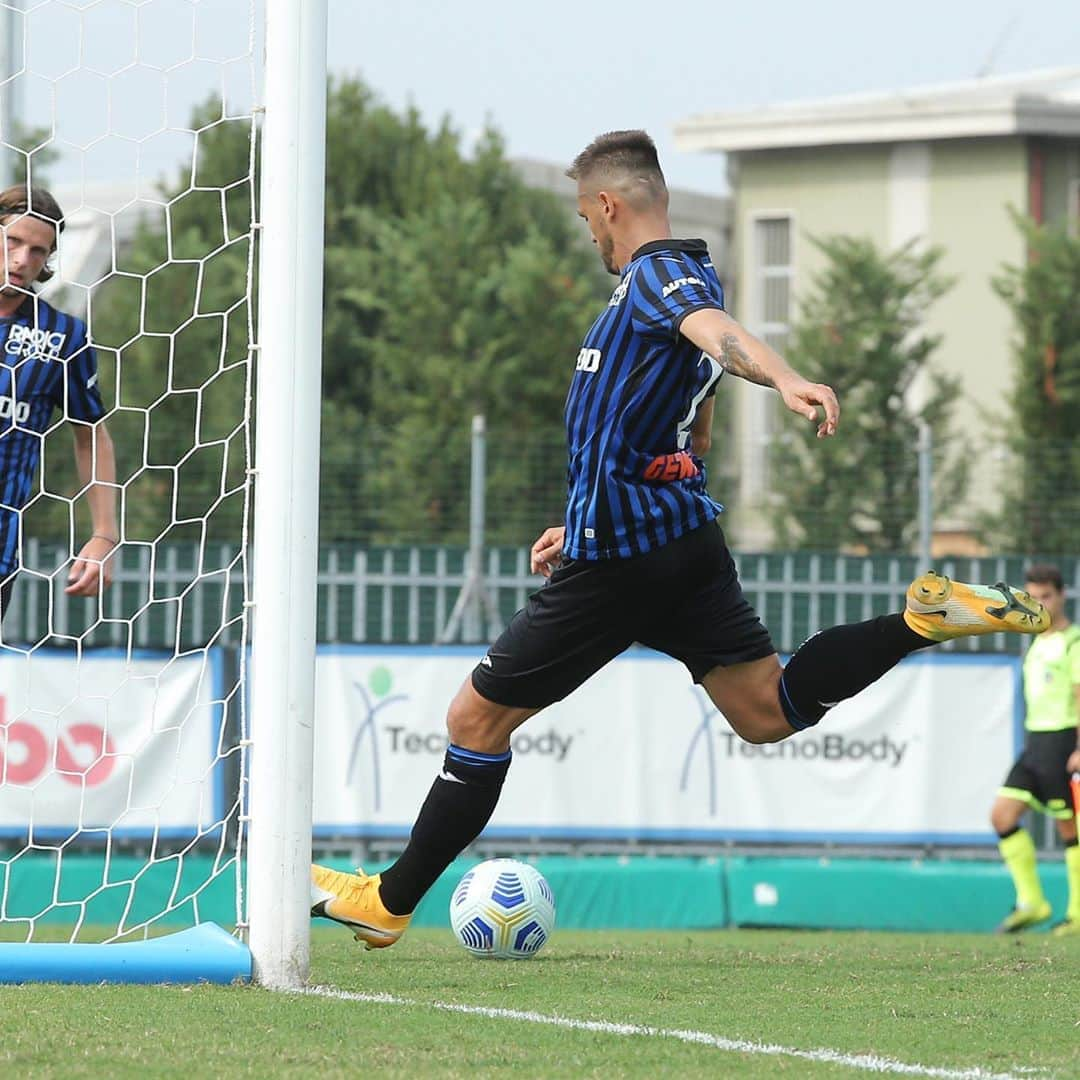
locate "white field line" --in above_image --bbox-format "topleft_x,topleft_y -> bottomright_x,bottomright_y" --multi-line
298,985 -> 1037,1080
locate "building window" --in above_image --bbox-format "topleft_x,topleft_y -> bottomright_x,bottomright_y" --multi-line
754,216 -> 793,351
742,215 -> 794,510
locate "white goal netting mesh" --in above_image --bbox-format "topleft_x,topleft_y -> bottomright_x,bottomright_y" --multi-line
0,0 -> 257,943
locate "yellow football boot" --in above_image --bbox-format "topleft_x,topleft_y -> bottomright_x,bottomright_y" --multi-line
904,572 -> 1049,643
995,900 -> 1053,934
1051,919 -> 1080,938
310,865 -> 411,950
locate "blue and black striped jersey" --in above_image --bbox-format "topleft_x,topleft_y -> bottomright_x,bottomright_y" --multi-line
0,295 -> 106,577
563,238 -> 726,560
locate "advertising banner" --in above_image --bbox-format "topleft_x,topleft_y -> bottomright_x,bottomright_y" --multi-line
313,647 -> 1021,845
0,649 -> 223,837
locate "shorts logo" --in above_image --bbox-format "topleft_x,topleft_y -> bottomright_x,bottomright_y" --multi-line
4,325 -> 67,363
661,276 -> 704,299
575,348 -> 601,373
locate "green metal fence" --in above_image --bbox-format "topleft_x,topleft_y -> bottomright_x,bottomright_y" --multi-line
4,540 -> 1076,654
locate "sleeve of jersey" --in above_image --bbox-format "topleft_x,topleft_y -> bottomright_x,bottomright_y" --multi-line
1069,635 -> 1080,685
629,257 -> 723,341
61,322 -> 107,423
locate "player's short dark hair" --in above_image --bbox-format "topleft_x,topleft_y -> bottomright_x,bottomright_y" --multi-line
566,130 -> 667,207
0,184 -> 64,283
1024,563 -> 1064,593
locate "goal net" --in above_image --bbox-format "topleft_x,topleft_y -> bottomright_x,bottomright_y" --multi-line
0,0 -> 292,978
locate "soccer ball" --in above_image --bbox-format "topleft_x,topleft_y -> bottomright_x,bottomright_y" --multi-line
449,858 -> 556,959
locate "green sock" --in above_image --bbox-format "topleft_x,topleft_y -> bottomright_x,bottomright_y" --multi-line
1065,845 -> 1080,922
999,828 -> 1045,909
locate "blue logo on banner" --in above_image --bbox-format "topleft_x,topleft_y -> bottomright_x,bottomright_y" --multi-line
680,688 -> 721,817
347,666 -> 407,811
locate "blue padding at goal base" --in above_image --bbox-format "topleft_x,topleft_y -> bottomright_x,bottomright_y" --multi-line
0,923 -> 251,985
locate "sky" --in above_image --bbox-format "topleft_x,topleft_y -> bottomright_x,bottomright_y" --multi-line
331,0 -> 1080,193
6,0 -> 1080,197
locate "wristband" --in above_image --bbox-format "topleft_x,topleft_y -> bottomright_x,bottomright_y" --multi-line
91,533 -> 119,546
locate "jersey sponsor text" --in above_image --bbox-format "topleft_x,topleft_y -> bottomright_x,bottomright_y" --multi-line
4,325 -> 67,362
661,275 -> 705,299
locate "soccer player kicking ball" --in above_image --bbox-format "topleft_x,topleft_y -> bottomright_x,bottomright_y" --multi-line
991,564 -> 1080,935
312,130 -> 1049,948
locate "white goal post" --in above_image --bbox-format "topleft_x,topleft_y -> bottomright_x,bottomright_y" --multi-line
247,0 -> 326,990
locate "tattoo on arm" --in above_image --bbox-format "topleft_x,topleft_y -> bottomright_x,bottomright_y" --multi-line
718,333 -> 775,388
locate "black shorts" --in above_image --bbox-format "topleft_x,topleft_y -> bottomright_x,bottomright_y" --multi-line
1000,728 -> 1077,820
471,520 -> 776,709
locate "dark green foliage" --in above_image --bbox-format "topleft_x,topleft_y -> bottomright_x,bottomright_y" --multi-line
81,98 -> 255,548
83,76 -> 604,549
317,79 -> 604,543
0,124 -> 60,188
344,194 -> 601,544
769,236 -> 962,553
988,211 -> 1080,555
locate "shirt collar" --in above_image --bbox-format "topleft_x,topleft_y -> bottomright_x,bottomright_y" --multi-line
629,237 -> 709,263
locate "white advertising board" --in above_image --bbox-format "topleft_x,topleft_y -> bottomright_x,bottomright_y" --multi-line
313,647 -> 1021,845
0,649 -> 223,837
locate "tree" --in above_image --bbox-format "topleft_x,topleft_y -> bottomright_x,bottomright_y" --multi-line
768,236 -> 962,553
989,212 -> 1080,555
1,124 -> 60,188
337,192 -> 601,545
58,99 -> 257,552
77,77 -> 605,551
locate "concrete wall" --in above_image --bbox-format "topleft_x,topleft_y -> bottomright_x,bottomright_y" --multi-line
734,143 -> 891,314
726,138 -> 1029,547
1041,137 -> 1080,225
923,137 -> 1027,511
729,145 -> 890,542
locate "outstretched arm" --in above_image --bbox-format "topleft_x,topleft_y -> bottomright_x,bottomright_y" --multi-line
680,308 -> 839,439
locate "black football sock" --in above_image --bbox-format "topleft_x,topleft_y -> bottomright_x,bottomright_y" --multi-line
778,614 -> 933,730
377,744 -> 511,916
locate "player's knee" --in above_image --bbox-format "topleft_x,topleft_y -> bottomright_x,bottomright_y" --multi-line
704,663 -> 791,744
990,801 -> 1021,836
445,678 -> 525,754
445,691 -> 493,749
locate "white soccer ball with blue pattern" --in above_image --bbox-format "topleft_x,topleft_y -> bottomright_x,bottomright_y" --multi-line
449,859 -> 556,959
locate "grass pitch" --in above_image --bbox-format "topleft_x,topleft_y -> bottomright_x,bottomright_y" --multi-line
0,927 -> 1077,1078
